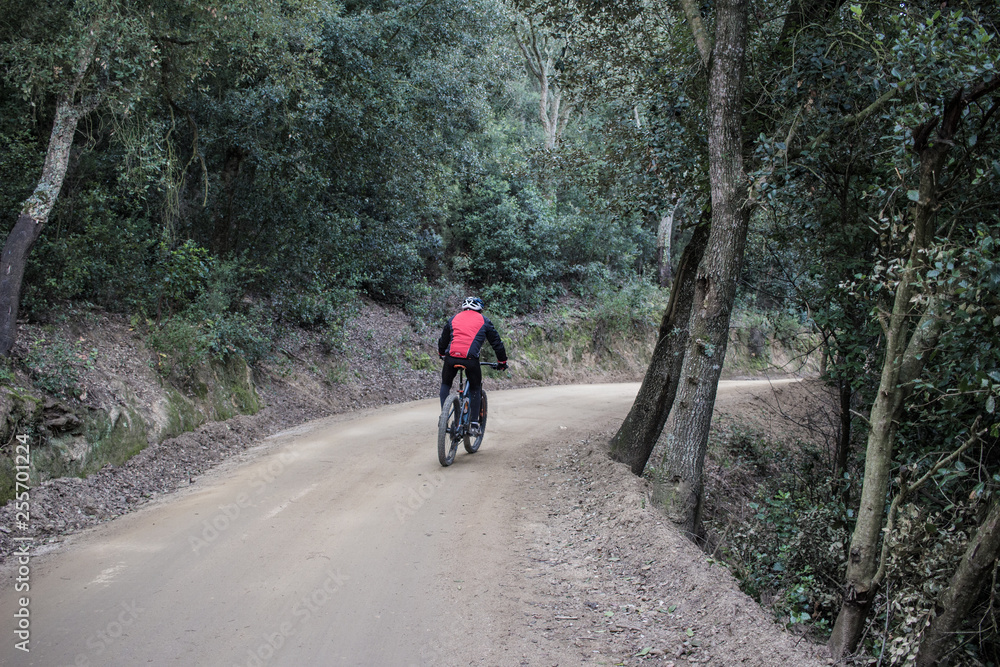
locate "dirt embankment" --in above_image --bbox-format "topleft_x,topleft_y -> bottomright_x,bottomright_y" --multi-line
513,396 -> 831,666
0,300 -> 821,561
0,299 -> 832,666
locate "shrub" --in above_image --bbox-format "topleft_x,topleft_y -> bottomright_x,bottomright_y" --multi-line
24,335 -> 96,398
155,240 -> 213,316
147,318 -> 210,385
404,279 -> 467,331
277,285 -> 355,329
726,486 -> 848,633
706,427 -> 849,636
204,312 -> 274,366
589,279 -> 664,352
23,187 -> 159,315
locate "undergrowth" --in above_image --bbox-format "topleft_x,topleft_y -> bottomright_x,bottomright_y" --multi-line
24,333 -> 97,398
702,425 -> 849,637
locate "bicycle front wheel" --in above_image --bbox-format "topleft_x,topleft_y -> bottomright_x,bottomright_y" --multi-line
438,394 -> 462,466
465,390 -> 487,453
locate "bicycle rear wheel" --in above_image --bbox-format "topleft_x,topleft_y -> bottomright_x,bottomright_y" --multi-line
465,390 -> 487,453
438,394 -> 462,466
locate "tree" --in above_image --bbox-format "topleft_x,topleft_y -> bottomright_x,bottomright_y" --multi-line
653,0 -> 751,535
0,0 -> 311,348
513,15 -> 571,150
0,10 -> 104,355
828,38 -> 1000,661
915,497 -> 1000,666
609,217 -> 708,473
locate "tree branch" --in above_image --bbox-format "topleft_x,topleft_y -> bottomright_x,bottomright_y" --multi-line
873,418 -> 985,588
788,84 -> 900,160
679,0 -> 712,68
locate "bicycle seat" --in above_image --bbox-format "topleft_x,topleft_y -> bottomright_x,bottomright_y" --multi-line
453,364 -> 466,370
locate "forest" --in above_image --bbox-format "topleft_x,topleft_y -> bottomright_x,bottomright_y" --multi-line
1,0 -> 998,664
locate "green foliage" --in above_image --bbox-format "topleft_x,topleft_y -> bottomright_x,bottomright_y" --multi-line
869,500 -> 984,664
0,357 -> 15,385
24,334 -> 96,398
1,0 -> 673,347
403,349 -> 435,371
588,279 -> 664,351
1,1 -> 995,656
0,93 -> 41,221
445,174 -> 656,315
203,311 -> 274,367
23,187 -> 159,313
156,240 -> 213,314
147,318 -> 209,386
403,279 -> 466,332
730,487 -> 848,633
278,288 -> 354,329
709,428 -> 850,635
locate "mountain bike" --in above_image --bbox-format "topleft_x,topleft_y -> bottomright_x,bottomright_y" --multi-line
438,361 -> 499,467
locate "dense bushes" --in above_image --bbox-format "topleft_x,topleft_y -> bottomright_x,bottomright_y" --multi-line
1,0 -> 664,349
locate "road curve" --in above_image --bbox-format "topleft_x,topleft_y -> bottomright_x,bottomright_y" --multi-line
1,383 -> 654,666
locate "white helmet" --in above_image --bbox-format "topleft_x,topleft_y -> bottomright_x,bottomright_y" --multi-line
461,296 -> 484,311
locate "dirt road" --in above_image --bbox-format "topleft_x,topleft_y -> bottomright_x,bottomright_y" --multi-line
0,381 -> 825,666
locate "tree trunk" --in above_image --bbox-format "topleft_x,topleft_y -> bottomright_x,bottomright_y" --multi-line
834,374 -> 852,480
656,207 -> 676,288
828,80 -> 1000,657
0,214 -> 48,355
609,220 -> 710,474
0,23 -> 99,356
514,18 -> 569,150
658,0 -> 750,537
0,101 -> 88,356
828,298 -> 947,655
915,498 -> 1000,667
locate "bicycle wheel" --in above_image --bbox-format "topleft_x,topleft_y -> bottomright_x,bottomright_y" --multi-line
438,394 -> 462,466
465,390 -> 487,453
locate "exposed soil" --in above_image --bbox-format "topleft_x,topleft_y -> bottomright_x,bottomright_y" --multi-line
0,302 -> 836,665
506,380 -> 834,666
0,302 -> 443,561
0,298 -> 663,561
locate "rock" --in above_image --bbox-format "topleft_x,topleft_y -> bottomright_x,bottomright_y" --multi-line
45,414 -> 82,431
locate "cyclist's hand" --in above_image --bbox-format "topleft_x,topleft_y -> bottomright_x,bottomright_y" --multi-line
497,360 -> 508,371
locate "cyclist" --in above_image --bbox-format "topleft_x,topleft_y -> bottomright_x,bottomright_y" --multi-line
438,296 -> 508,435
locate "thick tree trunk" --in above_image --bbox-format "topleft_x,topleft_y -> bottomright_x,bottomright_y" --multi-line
915,498 -> 1000,667
828,80 -> 1000,657
659,0 -> 749,537
609,220 -> 709,474
0,96 -> 88,356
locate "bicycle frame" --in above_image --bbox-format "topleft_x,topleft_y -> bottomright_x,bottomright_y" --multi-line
437,361 -> 498,466
452,361 -> 497,433
454,367 -> 472,432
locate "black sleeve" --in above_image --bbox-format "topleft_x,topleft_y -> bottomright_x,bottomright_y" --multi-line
438,320 -> 452,357
484,318 -> 507,362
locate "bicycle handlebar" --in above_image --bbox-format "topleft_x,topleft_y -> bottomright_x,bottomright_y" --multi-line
440,359 -> 507,370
